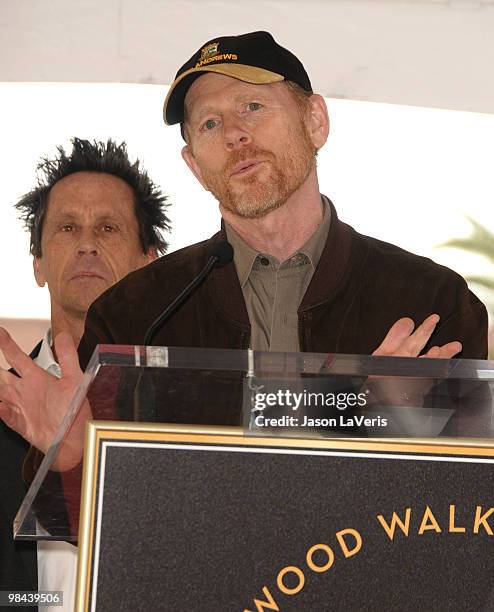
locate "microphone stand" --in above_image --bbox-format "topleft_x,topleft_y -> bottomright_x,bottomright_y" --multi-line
133,241 -> 234,422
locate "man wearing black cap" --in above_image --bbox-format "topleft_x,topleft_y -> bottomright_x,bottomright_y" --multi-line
0,32 -> 488,458
159,30 -> 486,358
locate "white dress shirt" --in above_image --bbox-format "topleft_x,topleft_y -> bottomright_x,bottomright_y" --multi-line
34,329 -> 77,612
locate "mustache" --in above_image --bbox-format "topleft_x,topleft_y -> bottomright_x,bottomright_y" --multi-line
222,148 -> 275,175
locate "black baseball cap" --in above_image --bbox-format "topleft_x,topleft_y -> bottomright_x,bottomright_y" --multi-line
163,31 -> 313,125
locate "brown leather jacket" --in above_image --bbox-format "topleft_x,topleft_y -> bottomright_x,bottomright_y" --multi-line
79,199 -> 487,369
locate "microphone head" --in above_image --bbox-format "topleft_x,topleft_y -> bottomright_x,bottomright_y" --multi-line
211,241 -> 234,268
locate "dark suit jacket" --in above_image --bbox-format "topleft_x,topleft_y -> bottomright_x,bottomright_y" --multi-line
0,342 -> 41,593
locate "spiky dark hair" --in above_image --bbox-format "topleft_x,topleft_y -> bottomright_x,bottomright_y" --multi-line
16,137 -> 171,257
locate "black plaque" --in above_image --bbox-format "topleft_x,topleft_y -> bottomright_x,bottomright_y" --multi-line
77,425 -> 494,612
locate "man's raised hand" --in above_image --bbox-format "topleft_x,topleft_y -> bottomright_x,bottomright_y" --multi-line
373,314 -> 462,359
0,328 -> 83,455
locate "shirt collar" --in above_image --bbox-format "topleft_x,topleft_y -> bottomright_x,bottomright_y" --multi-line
225,195 -> 332,288
225,223 -> 259,288
35,328 -> 62,378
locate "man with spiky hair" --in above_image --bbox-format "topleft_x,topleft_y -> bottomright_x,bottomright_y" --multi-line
0,137 -> 170,609
16,137 -> 170,348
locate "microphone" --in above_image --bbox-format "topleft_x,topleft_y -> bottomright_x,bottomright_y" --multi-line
143,241 -> 234,346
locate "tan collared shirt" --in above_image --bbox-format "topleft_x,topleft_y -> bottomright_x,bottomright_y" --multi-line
225,196 -> 331,352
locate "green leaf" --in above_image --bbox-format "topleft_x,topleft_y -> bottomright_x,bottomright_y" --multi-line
438,216 -> 494,262
465,276 -> 494,291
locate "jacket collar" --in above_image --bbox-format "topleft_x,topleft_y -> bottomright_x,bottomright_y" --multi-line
299,197 -> 353,311
208,225 -> 251,328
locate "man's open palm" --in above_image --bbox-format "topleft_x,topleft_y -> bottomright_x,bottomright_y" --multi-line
0,328 -> 83,455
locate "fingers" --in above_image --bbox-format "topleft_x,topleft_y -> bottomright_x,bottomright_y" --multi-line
373,318 -> 414,356
0,367 -> 21,387
54,332 -> 82,381
421,341 -> 462,359
440,341 -> 463,358
400,314 -> 440,357
373,314 -> 458,358
0,358 -> 27,436
0,399 -> 26,438
422,346 -> 440,358
0,327 -> 39,378
0,372 -> 21,405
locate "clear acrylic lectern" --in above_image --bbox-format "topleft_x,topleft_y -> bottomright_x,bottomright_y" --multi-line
14,345 -> 494,542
